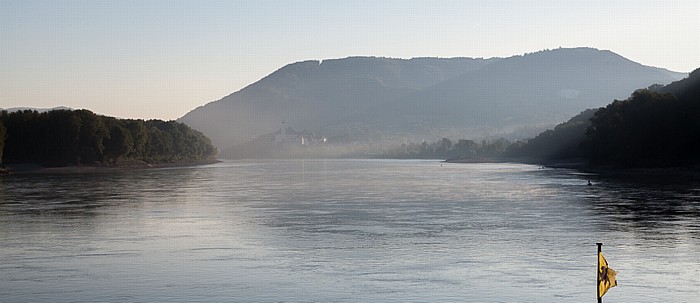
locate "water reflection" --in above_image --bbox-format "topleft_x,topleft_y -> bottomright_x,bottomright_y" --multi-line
0,167 -> 199,217
584,177 -> 700,243
1,160 -> 699,302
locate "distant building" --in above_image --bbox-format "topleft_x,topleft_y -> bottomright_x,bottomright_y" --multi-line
274,121 -> 302,144
273,121 -> 327,146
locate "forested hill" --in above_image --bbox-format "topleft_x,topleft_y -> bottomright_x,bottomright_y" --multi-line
583,68 -> 700,167
507,68 -> 700,168
0,109 -> 217,167
179,48 -> 685,157
179,56 -> 498,149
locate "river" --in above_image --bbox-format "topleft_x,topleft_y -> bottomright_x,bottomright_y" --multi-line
1,159 -> 699,302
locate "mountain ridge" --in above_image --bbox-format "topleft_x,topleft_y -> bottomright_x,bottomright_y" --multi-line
178,48 -> 685,157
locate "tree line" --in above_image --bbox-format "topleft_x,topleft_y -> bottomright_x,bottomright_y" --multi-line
383,67 -> 700,168
504,109 -> 596,162
0,109 -> 217,166
382,137 -> 511,160
582,86 -> 700,167
483,68 -> 700,167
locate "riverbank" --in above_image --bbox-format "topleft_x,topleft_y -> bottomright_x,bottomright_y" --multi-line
446,156 -> 700,181
1,159 -> 221,174
444,156 -> 512,164
575,165 -> 700,181
536,160 -> 700,180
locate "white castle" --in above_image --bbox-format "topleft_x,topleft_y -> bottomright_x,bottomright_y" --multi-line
274,121 -> 304,144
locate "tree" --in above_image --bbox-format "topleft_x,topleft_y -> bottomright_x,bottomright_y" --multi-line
581,89 -> 686,166
103,123 -> 134,161
46,110 -> 81,164
0,110 -> 44,163
436,138 -> 453,155
0,118 -> 6,164
455,139 -> 478,156
0,109 -> 217,166
75,110 -> 109,163
124,119 -> 148,158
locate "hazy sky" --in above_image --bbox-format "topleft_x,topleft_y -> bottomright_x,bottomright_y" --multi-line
1,0 -> 699,120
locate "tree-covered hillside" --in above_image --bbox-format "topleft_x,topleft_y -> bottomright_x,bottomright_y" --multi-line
0,120 -> 5,164
505,109 -> 596,162
583,69 -> 700,167
508,68 -> 700,168
0,109 -> 217,166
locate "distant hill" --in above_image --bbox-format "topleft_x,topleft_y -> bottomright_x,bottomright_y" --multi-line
179,57 -> 497,148
401,48 -> 683,129
1,106 -> 73,113
178,48 -> 684,158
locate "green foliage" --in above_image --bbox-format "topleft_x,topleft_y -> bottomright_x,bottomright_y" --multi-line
383,137 -> 511,160
581,69 -> 700,168
583,89 -> 698,167
75,110 -> 109,163
46,109 -> 82,163
0,117 -> 6,164
506,109 -> 596,161
103,123 -> 133,161
0,109 -> 217,165
506,68 -> 700,168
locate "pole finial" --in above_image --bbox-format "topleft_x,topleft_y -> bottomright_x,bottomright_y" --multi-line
597,243 -> 602,302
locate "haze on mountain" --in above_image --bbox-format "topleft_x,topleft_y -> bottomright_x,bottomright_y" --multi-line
178,48 -> 684,158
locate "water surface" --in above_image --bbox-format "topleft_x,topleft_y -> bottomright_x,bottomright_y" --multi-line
1,160 -> 699,302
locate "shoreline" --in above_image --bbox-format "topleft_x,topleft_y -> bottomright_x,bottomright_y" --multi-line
446,156 -> 700,180
576,165 -> 700,180
1,159 -> 221,174
539,160 -> 700,180
5,157 -> 699,180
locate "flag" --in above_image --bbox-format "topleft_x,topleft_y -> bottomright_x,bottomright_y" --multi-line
598,252 -> 617,298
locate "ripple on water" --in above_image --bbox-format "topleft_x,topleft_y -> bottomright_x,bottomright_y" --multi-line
1,160 -> 699,302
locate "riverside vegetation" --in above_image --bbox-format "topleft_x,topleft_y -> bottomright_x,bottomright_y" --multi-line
516,68 -> 700,168
386,68 -> 700,170
0,109 -> 217,169
2,67 -> 697,171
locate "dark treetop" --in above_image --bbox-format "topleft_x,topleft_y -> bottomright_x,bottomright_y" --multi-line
0,109 -> 217,167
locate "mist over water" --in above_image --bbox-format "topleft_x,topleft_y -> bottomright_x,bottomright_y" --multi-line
1,160 -> 699,302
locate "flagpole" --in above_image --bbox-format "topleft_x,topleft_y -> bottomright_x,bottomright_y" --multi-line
597,243 -> 602,303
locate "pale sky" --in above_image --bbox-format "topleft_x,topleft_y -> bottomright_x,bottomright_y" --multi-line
1,0 -> 699,120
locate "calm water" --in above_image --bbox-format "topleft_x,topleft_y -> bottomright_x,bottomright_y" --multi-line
1,159 -> 699,302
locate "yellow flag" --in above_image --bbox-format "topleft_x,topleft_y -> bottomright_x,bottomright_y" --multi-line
598,252 -> 617,298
